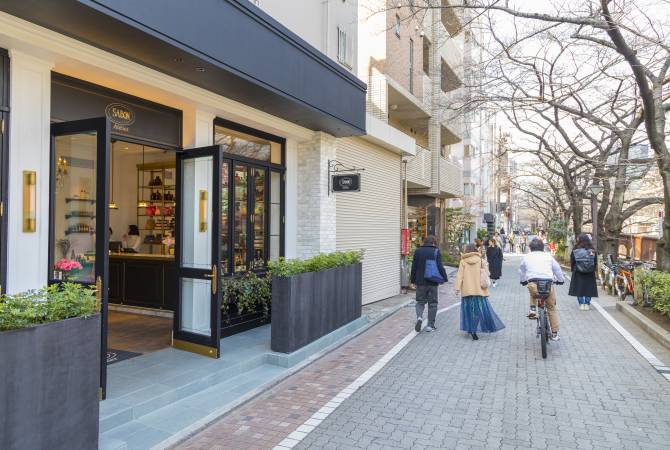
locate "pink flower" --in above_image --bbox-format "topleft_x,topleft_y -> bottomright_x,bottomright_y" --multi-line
55,258 -> 83,272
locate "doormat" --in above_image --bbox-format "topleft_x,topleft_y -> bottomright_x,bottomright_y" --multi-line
107,349 -> 142,365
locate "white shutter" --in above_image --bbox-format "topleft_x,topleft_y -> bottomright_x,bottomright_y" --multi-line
336,138 -> 402,304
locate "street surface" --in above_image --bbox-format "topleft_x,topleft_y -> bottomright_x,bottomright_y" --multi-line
297,257 -> 670,450
177,257 -> 670,449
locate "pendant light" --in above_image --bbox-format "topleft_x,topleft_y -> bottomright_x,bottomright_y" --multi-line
138,144 -> 148,208
109,144 -> 119,209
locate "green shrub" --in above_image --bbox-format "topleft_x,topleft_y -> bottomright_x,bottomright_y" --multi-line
268,250 -> 364,277
0,283 -> 97,332
441,253 -> 459,267
476,228 -> 488,240
221,272 -> 272,319
636,270 -> 670,315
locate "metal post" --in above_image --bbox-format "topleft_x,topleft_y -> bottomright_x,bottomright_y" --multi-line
592,194 -> 599,253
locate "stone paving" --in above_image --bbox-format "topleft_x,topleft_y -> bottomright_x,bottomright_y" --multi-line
297,258 -> 670,450
174,278 -> 458,449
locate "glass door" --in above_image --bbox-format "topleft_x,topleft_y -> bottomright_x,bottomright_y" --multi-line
49,117 -> 110,397
174,146 -> 222,357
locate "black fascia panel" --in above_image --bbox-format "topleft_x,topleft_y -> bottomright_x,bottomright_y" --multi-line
0,0 -> 366,137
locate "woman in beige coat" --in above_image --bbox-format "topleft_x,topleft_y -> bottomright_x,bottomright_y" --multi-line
455,244 -> 505,340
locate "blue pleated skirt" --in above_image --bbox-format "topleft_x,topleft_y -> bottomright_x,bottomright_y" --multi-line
460,295 -> 505,333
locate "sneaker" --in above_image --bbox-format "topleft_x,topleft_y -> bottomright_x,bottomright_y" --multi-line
585,304 -> 590,311
579,304 -> 586,311
550,331 -> 561,341
414,318 -> 422,332
492,281 -> 497,287
424,326 -> 436,333
527,307 -> 537,319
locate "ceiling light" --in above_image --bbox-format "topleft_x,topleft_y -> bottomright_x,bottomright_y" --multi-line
195,67 -> 206,72
390,104 -> 398,110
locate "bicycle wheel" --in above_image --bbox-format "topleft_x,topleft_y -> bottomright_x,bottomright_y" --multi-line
539,309 -> 548,359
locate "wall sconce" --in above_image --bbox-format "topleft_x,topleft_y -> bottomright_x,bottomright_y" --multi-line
199,190 -> 208,232
23,171 -> 37,232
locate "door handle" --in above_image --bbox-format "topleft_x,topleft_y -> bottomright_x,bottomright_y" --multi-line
204,264 -> 217,295
95,276 -> 102,313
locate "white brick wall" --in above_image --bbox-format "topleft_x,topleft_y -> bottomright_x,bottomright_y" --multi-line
296,132 -> 337,258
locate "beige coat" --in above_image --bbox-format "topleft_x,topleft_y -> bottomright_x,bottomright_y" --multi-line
455,252 -> 490,297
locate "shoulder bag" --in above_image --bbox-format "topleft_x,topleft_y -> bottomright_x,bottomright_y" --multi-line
424,248 -> 445,284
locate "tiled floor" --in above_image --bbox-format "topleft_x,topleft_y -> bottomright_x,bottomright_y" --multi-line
107,310 -> 172,354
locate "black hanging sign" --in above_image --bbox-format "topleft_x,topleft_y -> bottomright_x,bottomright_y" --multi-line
332,174 -> 360,192
328,160 -> 365,195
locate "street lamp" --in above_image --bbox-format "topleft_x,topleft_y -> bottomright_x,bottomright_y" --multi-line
589,182 -> 604,252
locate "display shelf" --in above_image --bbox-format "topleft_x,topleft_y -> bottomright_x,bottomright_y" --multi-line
65,198 -> 95,204
65,213 -> 96,219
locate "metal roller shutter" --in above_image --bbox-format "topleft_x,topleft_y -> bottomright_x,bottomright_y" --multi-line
336,137 -> 401,304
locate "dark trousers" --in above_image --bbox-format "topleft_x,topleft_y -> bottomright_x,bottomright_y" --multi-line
416,284 -> 438,327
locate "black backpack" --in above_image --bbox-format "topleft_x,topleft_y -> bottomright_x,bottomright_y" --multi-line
573,248 -> 596,273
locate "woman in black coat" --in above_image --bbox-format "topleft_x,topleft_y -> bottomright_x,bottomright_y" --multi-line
568,233 -> 598,311
486,238 -> 503,287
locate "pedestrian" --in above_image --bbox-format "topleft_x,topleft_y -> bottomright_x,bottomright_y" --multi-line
455,244 -> 505,340
410,235 -> 448,332
474,238 -> 484,256
568,233 -> 598,310
520,232 -> 527,253
486,238 -> 503,287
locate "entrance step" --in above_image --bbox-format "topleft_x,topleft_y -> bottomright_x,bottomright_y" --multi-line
100,364 -> 284,450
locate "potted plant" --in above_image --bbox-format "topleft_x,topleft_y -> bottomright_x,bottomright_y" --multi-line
0,283 -> 100,450
269,250 -> 363,353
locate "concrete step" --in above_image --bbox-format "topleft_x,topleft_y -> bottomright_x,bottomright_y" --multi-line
100,364 -> 284,450
100,353 -> 266,432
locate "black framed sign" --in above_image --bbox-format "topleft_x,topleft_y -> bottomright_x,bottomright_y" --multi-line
332,174 -> 360,192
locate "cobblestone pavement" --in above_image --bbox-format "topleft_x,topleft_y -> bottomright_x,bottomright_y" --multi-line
297,258 -> 670,450
174,277 -> 458,449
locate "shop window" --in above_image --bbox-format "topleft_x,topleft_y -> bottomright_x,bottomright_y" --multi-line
214,120 -> 284,274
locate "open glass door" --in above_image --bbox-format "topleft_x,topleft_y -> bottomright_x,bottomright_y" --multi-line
49,118 -> 110,397
174,146 -> 222,357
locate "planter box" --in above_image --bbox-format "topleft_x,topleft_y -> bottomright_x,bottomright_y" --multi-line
0,314 -> 101,450
271,263 -> 362,353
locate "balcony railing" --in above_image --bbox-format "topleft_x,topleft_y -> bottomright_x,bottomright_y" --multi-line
440,156 -> 463,197
406,145 -> 432,188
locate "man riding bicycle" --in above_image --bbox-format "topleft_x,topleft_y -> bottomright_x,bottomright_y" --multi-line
519,238 -> 565,341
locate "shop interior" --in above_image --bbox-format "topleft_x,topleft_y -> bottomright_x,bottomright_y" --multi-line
51,137 -> 176,363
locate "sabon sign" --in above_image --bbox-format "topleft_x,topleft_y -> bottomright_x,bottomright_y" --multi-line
105,102 -> 135,132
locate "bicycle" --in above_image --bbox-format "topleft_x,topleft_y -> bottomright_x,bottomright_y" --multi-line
528,278 -> 554,359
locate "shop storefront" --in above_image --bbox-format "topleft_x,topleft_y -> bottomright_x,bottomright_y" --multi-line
0,5 -> 365,426
45,73 -> 289,396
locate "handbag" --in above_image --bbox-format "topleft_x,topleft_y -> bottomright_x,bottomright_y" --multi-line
480,258 -> 491,289
424,248 -> 445,284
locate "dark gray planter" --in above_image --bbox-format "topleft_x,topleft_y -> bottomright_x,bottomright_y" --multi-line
271,263 -> 362,353
0,314 -> 101,450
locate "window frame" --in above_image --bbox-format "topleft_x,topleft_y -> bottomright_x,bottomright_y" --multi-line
395,14 -> 401,38
409,38 -> 414,94
213,118 -> 285,276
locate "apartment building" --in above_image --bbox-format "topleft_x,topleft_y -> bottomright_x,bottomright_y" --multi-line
258,0 -> 416,303
367,1 -> 465,251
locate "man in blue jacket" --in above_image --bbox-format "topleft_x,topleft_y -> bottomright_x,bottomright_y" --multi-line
410,235 -> 448,332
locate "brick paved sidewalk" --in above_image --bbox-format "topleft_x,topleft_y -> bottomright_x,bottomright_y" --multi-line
298,258 -> 670,450
173,280 -> 458,449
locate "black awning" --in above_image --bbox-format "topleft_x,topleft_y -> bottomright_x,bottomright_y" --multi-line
1,0 -> 366,137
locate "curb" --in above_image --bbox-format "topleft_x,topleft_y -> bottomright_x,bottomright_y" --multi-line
616,301 -> 670,351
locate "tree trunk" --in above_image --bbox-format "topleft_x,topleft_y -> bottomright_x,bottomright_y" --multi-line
658,161 -> 670,270
571,205 -> 583,238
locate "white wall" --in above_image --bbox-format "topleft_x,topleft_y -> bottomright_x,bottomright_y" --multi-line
255,0 -> 358,74
6,51 -> 53,293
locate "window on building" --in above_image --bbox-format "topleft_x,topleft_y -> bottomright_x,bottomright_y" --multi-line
409,38 -> 414,94
214,120 -> 285,273
464,144 -> 472,158
464,183 -> 475,196
337,26 -> 353,69
395,14 -> 401,37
